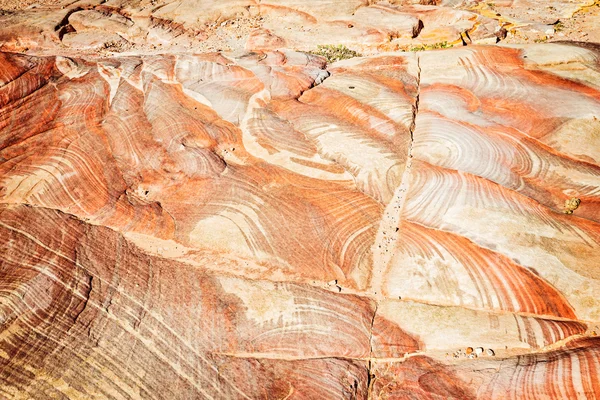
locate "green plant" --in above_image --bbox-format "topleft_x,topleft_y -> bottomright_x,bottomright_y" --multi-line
309,44 -> 362,63
409,41 -> 453,52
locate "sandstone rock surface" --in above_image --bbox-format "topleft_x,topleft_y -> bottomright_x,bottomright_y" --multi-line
1,0 -> 600,399
1,42 -> 600,398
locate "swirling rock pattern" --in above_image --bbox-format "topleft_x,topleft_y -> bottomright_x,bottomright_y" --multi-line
1,42 -> 600,398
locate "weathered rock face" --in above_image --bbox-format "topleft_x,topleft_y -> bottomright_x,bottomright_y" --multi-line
0,0 -> 599,55
1,40 -> 600,398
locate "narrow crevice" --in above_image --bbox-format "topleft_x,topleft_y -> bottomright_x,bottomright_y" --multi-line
54,7 -> 82,40
367,57 -> 420,398
463,29 -> 473,44
409,54 -> 421,142
368,302 -> 378,358
366,360 -> 374,399
296,68 -> 330,100
366,301 -> 378,400
366,52 -> 420,293
412,19 -> 424,39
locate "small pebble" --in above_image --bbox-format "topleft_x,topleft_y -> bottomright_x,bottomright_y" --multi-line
487,349 -> 495,356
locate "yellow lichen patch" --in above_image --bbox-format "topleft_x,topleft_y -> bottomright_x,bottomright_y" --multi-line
564,197 -> 581,214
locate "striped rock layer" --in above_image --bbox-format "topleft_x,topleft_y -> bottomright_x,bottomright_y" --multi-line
1,43 -> 600,399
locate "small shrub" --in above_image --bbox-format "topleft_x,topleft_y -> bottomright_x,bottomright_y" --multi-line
309,44 -> 362,63
409,41 -> 453,52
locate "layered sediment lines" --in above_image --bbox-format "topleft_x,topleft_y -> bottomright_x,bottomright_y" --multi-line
1,43 -> 599,398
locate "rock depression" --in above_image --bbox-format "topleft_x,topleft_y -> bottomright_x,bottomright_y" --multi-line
0,30 -> 600,400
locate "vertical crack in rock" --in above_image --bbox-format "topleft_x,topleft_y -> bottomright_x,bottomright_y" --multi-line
366,360 -> 374,400
409,56 -> 421,142
370,54 -> 421,295
366,301 -> 378,400
367,56 -> 420,397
